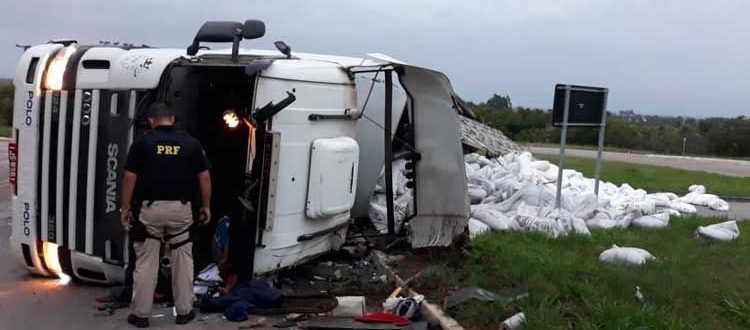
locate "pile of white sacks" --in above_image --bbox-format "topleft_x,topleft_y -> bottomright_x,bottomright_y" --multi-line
465,151 -> 731,238
369,151 -> 733,241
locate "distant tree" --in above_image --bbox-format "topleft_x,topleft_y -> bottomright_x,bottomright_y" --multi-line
0,84 -> 13,127
486,93 -> 512,109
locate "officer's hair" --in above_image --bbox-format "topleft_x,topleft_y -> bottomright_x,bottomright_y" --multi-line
147,103 -> 176,118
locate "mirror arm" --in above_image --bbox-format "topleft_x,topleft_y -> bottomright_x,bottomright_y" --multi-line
250,91 -> 296,123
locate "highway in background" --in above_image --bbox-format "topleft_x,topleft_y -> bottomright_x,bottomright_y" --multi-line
528,146 -> 750,177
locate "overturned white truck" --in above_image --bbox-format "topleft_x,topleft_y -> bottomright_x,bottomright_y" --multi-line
9,20 -> 468,284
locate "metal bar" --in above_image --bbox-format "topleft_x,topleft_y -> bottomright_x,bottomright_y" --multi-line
124,90 -> 136,264
84,89 -> 101,254
594,89 -> 609,196
567,87 -> 607,93
555,86 -> 571,209
308,113 -> 355,121
68,90 -> 82,248
40,92 -> 53,241
552,122 -> 604,128
384,71 -> 395,235
55,91 -> 68,243
349,67 -> 395,74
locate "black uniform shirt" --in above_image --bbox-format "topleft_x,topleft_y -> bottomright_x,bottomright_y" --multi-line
125,125 -> 210,201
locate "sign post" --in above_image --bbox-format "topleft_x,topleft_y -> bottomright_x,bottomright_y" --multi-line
552,84 -> 608,208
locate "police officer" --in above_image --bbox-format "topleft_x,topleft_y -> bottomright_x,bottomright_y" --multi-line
120,103 -> 212,328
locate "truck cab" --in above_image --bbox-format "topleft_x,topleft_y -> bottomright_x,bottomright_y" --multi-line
9,20 -> 468,284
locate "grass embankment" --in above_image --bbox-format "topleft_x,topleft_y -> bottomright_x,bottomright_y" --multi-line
419,217 -> 750,329
0,126 -> 10,137
536,154 -> 750,197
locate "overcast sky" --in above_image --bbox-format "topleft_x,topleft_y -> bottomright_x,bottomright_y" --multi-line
1,0 -> 748,117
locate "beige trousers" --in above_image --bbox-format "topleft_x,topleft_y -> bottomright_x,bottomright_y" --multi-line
131,200 -> 194,317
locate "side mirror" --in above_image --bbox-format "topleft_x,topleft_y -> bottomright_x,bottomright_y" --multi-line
187,21 -> 243,55
243,20 -> 266,39
274,41 -> 292,59
187,20 -> 266,56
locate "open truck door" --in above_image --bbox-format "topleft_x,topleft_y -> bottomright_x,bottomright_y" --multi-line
351,54 -> 469,248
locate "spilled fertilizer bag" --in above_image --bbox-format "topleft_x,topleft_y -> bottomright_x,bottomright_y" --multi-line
468,218 -> 491,239
599,244 -> 655,266
471,205 -> 517,231
631,212 -> 670,229
695,220 -> 740,242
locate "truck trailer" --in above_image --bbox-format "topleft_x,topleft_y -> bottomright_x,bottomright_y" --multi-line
9,20 -> 468,284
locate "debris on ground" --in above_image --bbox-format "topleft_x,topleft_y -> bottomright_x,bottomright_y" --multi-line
635,286 -> 645,303
298,318 -> 404,329
499,312 -> 526,330
237,316 -> 267,329
356,312 -> 412,326
443,287 -> 527,310
330,296 -> 367,317
599,244 -> 655,266
695,220 -> 740,241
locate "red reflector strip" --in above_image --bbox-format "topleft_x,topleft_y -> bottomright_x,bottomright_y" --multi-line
9,142 -> 18,190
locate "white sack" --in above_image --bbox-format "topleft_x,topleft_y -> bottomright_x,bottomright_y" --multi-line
708,199 -> 730,212
688,184 -> 706,194
546,208 -> 591,236
663,208 -> 682,217
468,218 -> 491,239
560,191 -> 599,219
471,205 -> 517,231
695,220 -> 740,242
632,212 -> 670,229
515,203 -> 566,238
467,185 -> 488,204
669,201 -> 697,214
599,244 -> 655,266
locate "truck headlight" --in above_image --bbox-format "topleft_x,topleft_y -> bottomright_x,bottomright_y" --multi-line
45,46 -> 76,91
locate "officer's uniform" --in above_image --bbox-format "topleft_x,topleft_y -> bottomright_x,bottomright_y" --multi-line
125,125 -> 210,318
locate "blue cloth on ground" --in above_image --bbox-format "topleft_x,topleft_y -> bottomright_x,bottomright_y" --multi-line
212,216 -> 231,263
200,280 -> 282,322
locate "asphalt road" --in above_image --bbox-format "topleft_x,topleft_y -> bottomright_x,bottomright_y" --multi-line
528,146 -> 750,177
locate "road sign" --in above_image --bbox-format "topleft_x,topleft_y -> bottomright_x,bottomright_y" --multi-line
552,84 -> 607,127
552,84 -> 609,209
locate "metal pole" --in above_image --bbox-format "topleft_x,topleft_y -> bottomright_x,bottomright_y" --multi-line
682,136 -> 687,156
384,71 -> 395,235
555,86 -> 571,209
594,89 -> 608,196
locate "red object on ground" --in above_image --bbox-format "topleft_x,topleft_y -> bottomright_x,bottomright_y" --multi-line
355,312 -> 412,326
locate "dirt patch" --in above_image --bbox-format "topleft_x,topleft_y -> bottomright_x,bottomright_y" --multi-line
276,250 -> 393,312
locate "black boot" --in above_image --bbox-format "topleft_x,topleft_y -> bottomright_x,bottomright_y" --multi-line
175,310 -> 195,325
127,314 -> 150,328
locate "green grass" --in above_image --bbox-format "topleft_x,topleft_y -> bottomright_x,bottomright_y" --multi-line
453,217 -> 750,329
536,154 -> 750,197
0,126 -> 10,137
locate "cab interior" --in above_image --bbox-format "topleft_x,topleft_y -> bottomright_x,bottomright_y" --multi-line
136,63 -> 258,274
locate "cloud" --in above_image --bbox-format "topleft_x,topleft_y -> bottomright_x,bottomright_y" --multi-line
1,0 -> 747,117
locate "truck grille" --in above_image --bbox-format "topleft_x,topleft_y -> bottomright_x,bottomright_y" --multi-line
36,88 -> 135,264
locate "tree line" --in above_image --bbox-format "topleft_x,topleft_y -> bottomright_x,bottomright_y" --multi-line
1,84 -> 748,158
472,94 -> 750,158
